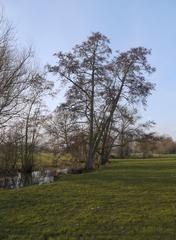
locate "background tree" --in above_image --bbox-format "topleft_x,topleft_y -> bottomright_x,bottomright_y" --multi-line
18,72 -> 53,173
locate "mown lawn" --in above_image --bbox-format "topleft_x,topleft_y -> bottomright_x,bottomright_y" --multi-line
1,158 -> 176,239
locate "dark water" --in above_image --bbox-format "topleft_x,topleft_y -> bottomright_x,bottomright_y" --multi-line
0,170 -> 55,189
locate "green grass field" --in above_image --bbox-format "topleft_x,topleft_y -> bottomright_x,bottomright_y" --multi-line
1,158 -> 176,239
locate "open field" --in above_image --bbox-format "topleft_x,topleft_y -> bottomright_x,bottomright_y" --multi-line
35,152 -> 55,169
35,152 -> 77,169
1,158 -> 176,239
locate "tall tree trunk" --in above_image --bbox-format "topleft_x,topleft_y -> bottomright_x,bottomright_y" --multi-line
23,98 -> 35,173
100,125 -> 110,165
93,76 -> 126,163
85,50 -> 96,170
85,79 -> 94,170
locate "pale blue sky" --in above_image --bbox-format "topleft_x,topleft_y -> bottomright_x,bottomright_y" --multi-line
1,0 -> 176,138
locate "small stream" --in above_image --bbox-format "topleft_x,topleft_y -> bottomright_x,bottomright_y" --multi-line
0,170 -> 56,189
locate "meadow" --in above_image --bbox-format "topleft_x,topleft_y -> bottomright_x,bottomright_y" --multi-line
1,158 -> 176,239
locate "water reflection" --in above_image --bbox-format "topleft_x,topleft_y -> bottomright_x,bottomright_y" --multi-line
0,170 -> 55,189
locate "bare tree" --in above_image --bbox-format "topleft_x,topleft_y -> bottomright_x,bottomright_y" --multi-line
45,103 -> 78,152
0,124 -> 22,176
48,32 -> 111,169
18,73 -> 53,173
0,17 -> 33,126
49,33 -> 155,170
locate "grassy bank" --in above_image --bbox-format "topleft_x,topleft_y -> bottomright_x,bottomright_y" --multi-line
1,158 -> 176,239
